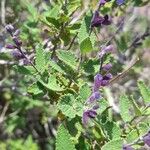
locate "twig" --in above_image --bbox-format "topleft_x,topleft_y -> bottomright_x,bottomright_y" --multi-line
67,32 -> 78,50
1,0 -> 6,25
0,102 -> 9,123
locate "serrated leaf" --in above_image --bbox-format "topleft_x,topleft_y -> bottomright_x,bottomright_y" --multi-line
39,75 -> 64,92
119,95 -> 132,122
49,60 -> 66,74
57,50 -> 77,70
35,44 -> 46,73
130,95 -> 142,116
56,125 -> 76,150
126,129 -> 139,143
103,122 -> 121,140
78,13 -> 96,53
101,139 -> 123,150
27,82 -> 43,95
57,94 -> 83,118
138,80 -> 150,104
138,123 -> 149,135
78,83 -> 91,102
80,37 -> 93,53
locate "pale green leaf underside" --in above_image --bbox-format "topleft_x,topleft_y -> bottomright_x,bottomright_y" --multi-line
101,139 -> 123,150
57,50 -> 77,70
138,80 -> 150,104
56,125 -> 76,150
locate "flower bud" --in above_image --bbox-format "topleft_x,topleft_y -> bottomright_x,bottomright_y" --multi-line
86,92 -> 101,104
88,110 -> 97,118
103,73 -> 113,80
5,24 -> 14,34
5,44 -> 16,49
13,37 -> 22,46
93,104 -> 100,110
102,15 -> 112,25
99,0 -> 107,6
102,63 -> 112,71
101,80 -> 109,86
11,50 -> 24,59
117,0 -> 125,5
91,11 -> 104,28
93,74 -> 103,91
99,45 -> 114,58
13,29 -> 20,37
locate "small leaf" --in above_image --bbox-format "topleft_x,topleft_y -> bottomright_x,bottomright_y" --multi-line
49,60 -> 66,74
39,75 -> 64,92
57,50 -> 77,70
56,125 -> 76,150
119,95 -> 132,122
27,82 -> 43,95
57,94 -> 83,118
138,80 -> 150,104
130,95 -> 142,116
78,83 -> 91,102
126,129 -> 139,143
101,139 -> 123,150
80,37 -> 93,53
35,44 -> 46,73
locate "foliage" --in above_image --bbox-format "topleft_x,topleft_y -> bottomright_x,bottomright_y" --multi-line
0,0 -> 150,150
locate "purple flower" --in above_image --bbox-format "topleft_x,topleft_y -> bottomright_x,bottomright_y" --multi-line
93,104 -> 100,110
122,145 -> 134,150
5,44 -> 16,49
102,15 -> 112,25
11,50 -> 24,59
13,37 -> 22,47
5,24 -> 14,34
91,11 -> 104,27
103,73 -> 113,80
13,29 -> 20,37
86,92 -> 101,104
116,0 -> 125,5
102,63 -> 112,71
93,74 -> 103,92
99,45 -> 114,58
82,109 -> 97,125
143,131 -> 150,147
99,0 -> 107,6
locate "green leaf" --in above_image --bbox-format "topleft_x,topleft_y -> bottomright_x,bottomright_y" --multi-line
57,50 -> 77,70
78,83 -> 91,102
35,44 -> 46,73
49,60 -> 66,74
130,95 -> 142,116
13,65 -> 36,75
80,37 -> 93,53
119,95 -> 132,122
101,139 -> 123,150
27,82 -> 43,95
56,125 -> 76,150
103,122 -> 121,140
138,123 -> 149,135
138,80 -> 150,104
57,94 -> 83,118
78,13 -> 96,53
126,129 -> 139,143
39,75 -> 64,92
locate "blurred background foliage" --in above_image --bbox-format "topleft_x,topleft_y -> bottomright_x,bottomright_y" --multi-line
0,0 -> 150,149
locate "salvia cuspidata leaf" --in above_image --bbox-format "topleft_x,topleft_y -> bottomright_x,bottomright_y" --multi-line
56,125 -> 76,150
56,50 -> 78,70
39,74 -> 64,92
78,13 -> 96,53
78,83 -> 91,102
57,94 -> 83,118
138,80 -> 150,104
35,44 -> 46,73
119,95 -> 132,122
126,129 -> 139,143
101,139 -> 123,150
